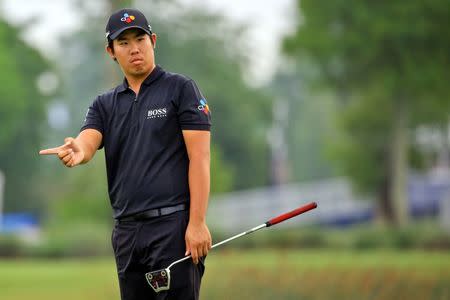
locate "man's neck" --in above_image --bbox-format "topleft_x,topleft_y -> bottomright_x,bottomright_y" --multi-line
126,64 -> 155,95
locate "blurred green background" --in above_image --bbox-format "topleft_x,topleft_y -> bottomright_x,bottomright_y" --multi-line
0,0 -> 449,299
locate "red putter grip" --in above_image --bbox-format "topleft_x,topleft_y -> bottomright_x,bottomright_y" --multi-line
266,202 -> 317,227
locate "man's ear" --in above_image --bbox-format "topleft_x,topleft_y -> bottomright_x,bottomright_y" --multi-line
151,33 -> 157,48
105,44 -> 115,60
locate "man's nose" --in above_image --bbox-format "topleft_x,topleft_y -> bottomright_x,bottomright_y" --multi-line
130,42 -> 140,54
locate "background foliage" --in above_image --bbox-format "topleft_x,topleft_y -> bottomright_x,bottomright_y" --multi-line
0,20 -> 51,212
283,0 -> 450,224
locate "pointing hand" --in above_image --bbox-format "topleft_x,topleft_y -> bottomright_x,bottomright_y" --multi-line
39,137 -> 85,168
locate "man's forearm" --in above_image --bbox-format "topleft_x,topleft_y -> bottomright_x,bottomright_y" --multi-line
188,155 -> 210,223
75,129 -> 102,164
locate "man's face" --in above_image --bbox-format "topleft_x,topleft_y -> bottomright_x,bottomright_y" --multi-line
107,28 -> 156,78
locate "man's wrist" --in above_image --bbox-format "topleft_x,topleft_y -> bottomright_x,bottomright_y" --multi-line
75,137 -> 90,164
188,215 -> 206,225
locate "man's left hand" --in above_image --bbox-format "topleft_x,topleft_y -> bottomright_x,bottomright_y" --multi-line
185,221 -> 212,264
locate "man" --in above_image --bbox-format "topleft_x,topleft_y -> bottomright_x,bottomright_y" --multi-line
39,8 -> 212,300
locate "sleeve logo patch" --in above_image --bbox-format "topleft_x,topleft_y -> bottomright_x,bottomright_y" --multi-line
197,99 -> 210,115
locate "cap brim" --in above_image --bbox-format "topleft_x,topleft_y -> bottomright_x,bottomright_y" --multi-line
108,26 -> 152,40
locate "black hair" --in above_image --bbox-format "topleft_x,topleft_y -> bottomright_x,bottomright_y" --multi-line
107,39 -> 118,62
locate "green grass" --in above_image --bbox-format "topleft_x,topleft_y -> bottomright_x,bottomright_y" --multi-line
1,250 -> 449,300
203,249 -> 450,300
0,258 -> 118,300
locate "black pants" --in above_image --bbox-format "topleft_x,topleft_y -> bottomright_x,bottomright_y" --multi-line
112,210 -> 205,300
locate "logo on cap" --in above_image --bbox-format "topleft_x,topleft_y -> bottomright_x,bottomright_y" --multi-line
121,13 -> 135,23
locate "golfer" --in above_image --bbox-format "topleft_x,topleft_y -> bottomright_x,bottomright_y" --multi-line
39,8 -> 211,300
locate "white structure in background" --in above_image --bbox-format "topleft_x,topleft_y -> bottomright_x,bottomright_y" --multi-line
0,170 -> 4,231
415,121 -> 450,231
209,174 -> 450,233
208,178 -> 373,232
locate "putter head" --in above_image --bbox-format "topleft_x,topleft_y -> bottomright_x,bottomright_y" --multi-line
145,268 -> 171,293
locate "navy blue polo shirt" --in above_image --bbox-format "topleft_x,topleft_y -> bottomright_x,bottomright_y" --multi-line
80,65 -> 211,219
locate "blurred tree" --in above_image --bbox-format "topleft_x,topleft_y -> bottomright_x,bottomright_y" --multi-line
0,19 -> 51,212
284,1 -> 450,226
268,70 -> 338,183
46,156 -> 110,224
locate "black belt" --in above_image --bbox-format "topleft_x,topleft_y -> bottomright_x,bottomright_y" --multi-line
117,203 -> 187,222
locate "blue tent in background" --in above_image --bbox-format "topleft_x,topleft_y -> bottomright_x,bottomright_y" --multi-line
0,213 -> 39,234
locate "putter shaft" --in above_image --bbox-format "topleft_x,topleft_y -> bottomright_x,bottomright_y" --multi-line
168,223 -> 266,269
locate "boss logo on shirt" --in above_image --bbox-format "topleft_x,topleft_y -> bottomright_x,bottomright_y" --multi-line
147,107 -> 167,119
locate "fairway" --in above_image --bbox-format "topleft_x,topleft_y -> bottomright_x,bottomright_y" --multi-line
1,250 -> 449,300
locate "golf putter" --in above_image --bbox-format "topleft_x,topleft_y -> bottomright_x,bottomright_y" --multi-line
145,201 -> 317,293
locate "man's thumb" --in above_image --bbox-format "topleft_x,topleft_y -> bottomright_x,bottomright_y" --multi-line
64,137 -> 74,144
185,241 -> 190,256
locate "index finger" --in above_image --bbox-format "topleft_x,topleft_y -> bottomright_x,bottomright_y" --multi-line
39,142 -> 69,155
39,147 -> 62,155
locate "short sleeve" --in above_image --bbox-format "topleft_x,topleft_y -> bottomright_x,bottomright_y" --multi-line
80,96 -> 105,148
177,80 -> 211,131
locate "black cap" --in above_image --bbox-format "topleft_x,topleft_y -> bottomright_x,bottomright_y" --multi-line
105,8 -> 152,41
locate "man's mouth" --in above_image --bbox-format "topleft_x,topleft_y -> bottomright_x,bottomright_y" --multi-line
130,58 -> 144,64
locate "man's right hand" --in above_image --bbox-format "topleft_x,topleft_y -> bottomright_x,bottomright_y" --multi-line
39,137 -> 85,168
